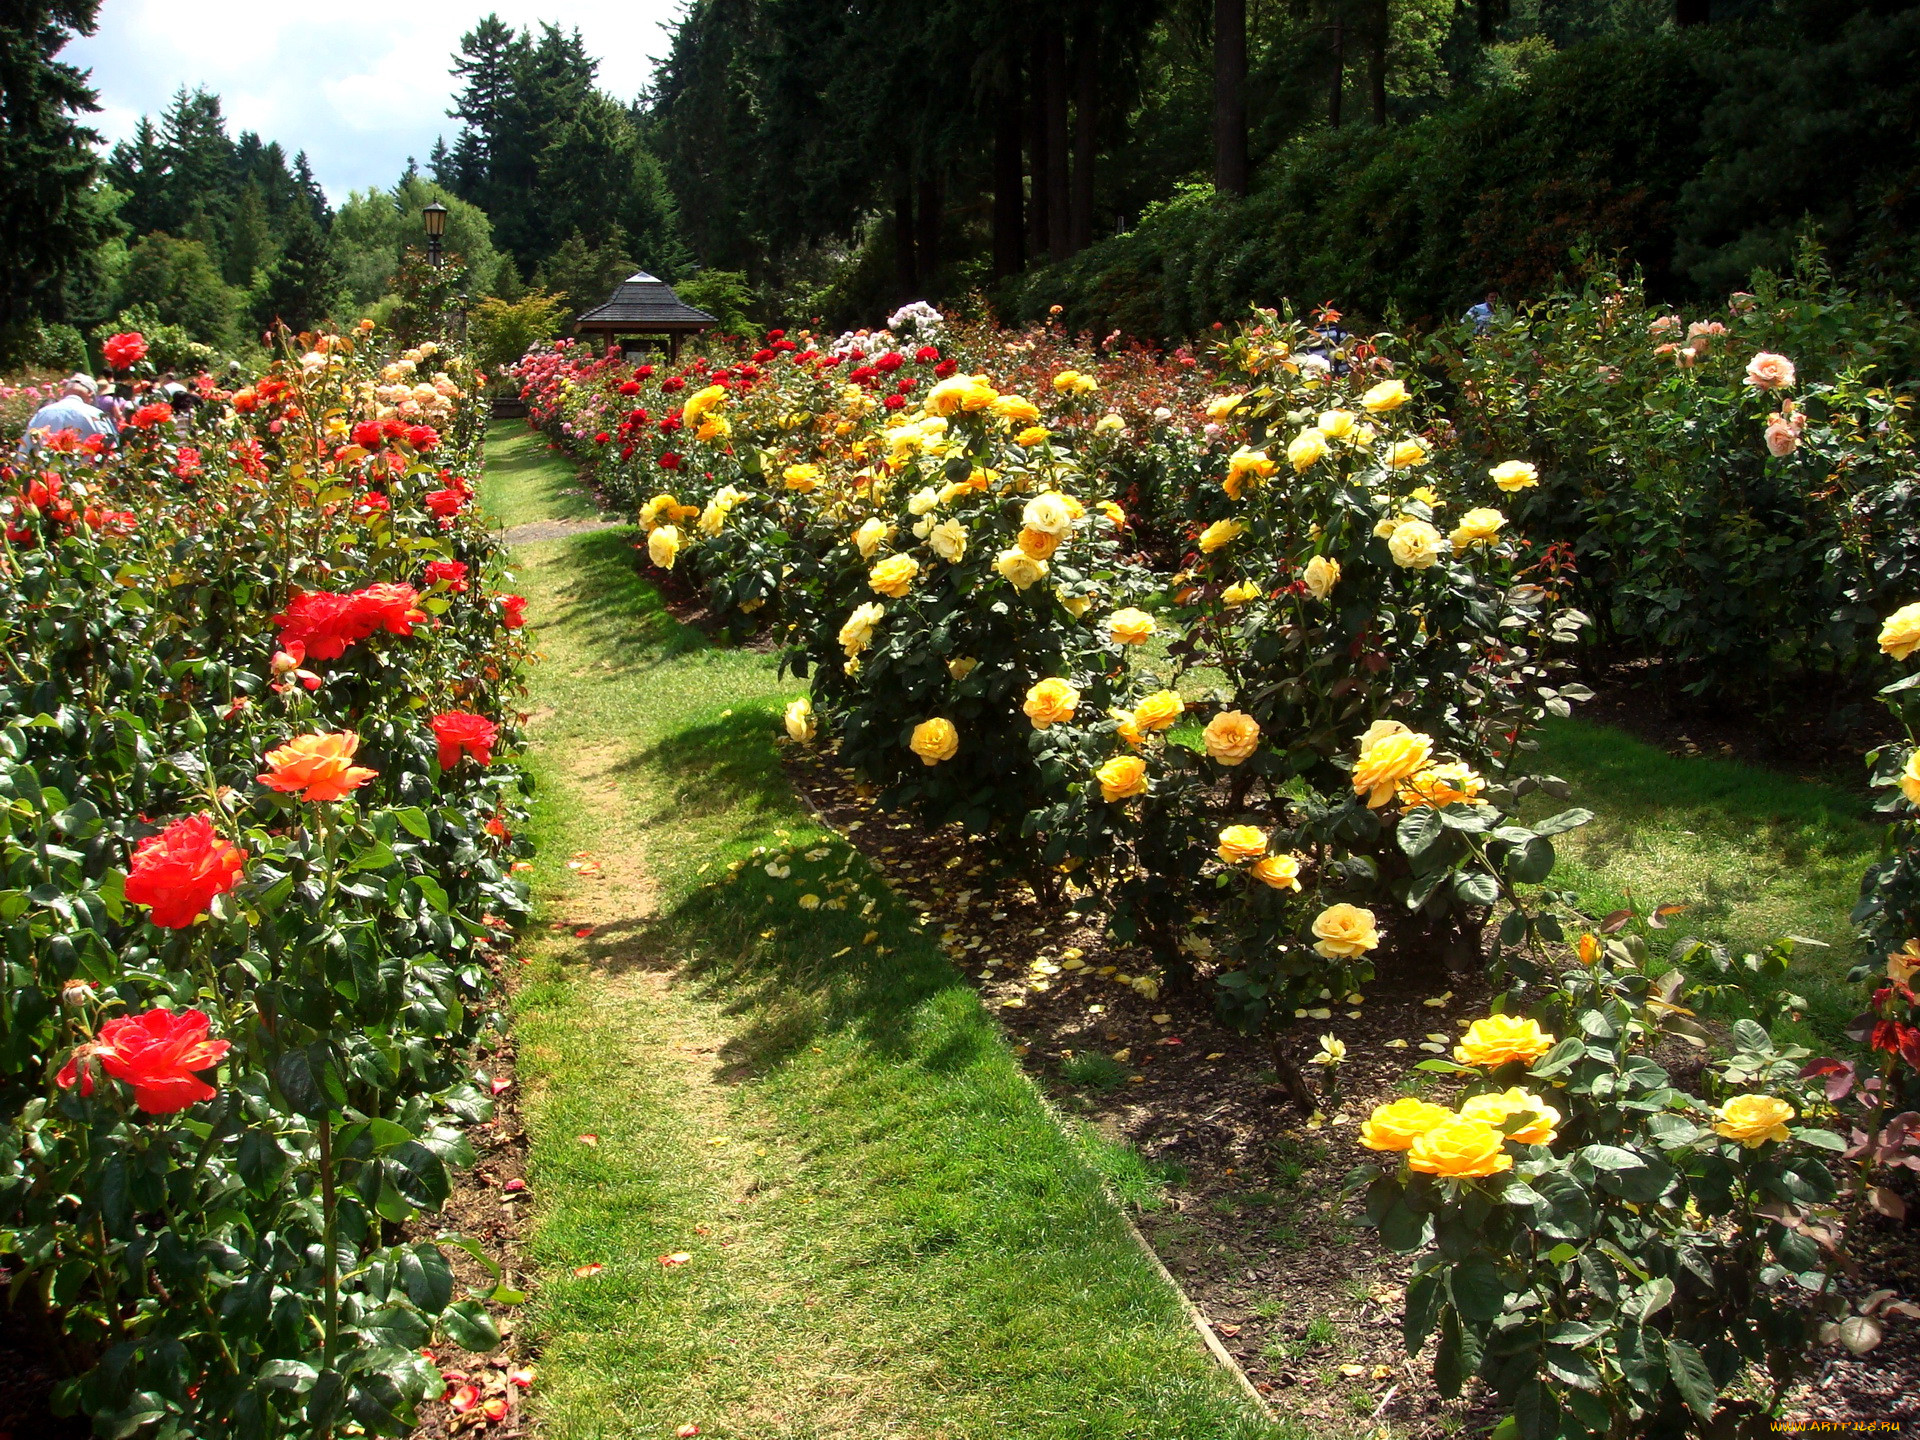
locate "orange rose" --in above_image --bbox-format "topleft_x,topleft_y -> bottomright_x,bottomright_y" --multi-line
1249,853 -> 1303,890
1096,755 -> 1149,801
258,732 -> 378,803
1203,711 -> 1260,766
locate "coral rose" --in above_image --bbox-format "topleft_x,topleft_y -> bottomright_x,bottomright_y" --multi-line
1454,1015 -> 1556,1067
1216,825 -> 1268,864
1881,603 -> 1920,662
1459,1087 -> 1561,1145
274,590 -> 374,662
909,718 -> 959,765
66,1007 -> 230,1114
1714,1094 -> 1794,1148
258,731 -> 379,802
1250,853 -> 1303,890
1312,903 -> 1379,959
1023,677 -> 1081,729
353,583 -> 429,637
102,332 -> 148,370
1408,1115 -> 1514,1178
1203,711 -> 1260,765
432,711 -> 498,770
1359,1097 -> 1452,1151
1106,608 -> 1156,645
123,814 -> 245,929
1096,755 -> 1149,801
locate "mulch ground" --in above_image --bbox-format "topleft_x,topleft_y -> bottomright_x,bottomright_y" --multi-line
780,739 -> 1920,1437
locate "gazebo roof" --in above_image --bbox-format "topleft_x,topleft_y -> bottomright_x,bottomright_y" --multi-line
574,271 -> 716,331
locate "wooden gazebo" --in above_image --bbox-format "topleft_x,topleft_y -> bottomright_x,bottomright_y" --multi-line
572,271 -> 716,362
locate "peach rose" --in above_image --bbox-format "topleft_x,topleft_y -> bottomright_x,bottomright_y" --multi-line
1203,711 -> 1261,765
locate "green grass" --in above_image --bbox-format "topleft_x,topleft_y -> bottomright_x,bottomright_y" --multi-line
481,423 -> 617,529
1532,717 -> 1880,1050
481,422 -> 1290,1439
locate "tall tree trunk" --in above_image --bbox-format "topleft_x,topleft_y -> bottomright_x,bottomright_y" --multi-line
915,172 -> 942,285
1367,0 -> 1388,127
893,183 -> 917,297
1675,0 -> 1709,22
1213,0 -> 1249,196
1475,0 -> 1510,42
1070,22 -> 1099,251
1043,19 -> 1072,262
1027,32 -> 1051,260
1328,19 -> 1345,129
993,80 -> 1025,279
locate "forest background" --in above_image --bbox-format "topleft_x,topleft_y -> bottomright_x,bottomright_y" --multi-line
4,0 -> 1917,374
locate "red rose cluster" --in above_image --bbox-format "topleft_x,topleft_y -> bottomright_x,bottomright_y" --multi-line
59,1007 -> 232,1114
273,583 -> 429,662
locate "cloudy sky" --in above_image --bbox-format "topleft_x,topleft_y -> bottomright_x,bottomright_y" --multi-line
66,1 -> 685,202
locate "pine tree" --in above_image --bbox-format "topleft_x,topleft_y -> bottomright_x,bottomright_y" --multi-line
0,1 -> 112,337
257,208 -> 341,334
225,181 -> 274,287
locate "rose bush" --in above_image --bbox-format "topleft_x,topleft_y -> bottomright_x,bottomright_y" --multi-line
0,326 -> 530,1437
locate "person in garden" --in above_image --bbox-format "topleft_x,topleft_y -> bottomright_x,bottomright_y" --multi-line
1464,289 -> 1499,334
16,372 -> 116,457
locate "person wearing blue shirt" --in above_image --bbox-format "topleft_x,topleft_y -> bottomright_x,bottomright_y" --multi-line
1465,290 -> 1499,335
17,374 -> 117,458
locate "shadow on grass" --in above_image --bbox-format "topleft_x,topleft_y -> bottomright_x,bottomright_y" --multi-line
482,422 -> 608,527
537,527 -> 711,668
628,708 -> 800,826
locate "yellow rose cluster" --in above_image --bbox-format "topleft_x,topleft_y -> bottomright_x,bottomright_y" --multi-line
1360,1086 -> 1562,1177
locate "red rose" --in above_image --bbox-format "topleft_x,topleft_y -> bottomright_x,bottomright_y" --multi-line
915,346 -> 940,363
661,376 -> 684,392
934,359 -> 958,377
122,814 -> 245,929
660,452 -> 681,470
876,352 -> 904,372
594,431 -> 610,444
424,559 -> 469,593
425,485 -> 468,517
86,1008 -> 230,1113
172,446 -> 202,482
500,594 -> 527,629
882,394 -> 905,410
275,590 -> 374,662
352,582 -> 429,637
407,425 -> 439,452
102,332 -> 148,370
129,402 -> 174,429
618,380 -> 641,396
636,365 -> 655,379
351,421 -> 383,448
432,711 -> 499,770
767,329 -> 786,340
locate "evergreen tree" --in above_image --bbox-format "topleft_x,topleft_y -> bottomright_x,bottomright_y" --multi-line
224,181 -> 274,286
0,1 -> 112,335
257,208 -> 341,334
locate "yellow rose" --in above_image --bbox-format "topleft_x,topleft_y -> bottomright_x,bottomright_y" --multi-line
1358,718 -> 1408,749
1216,825 -> 1268,864
993,395 -> 1041,425
1053,369 -> 1098,395
1362,378 -> 1410,412
1713,1094 -> 1795,1148
1023,677 -> 1081,729
1133,690 -> 1185,731
1352,729 -> 1434,807
1397,762 -> 1485,809
1577,932 -> 1602,966
1203,710 -> 1260,765
646,523 -> 683,569
1490,460 -> 1539,492
681,383 -> 728,424
1454,1015 -> 1556,1068
1023,492 -> 1076,536
1389,438 -> 1430,469
1224,447 -> 1277,499
1903,752 -> 1920,806
926,374 -> 997,415
838,600 -> 885,656
1111,709 -> 1144,747
1286,427 -> 1329,473
1881,602 -> 1920,661
1408,1116 -> 1514,1178
1099,499 -> 1126,525
783,698 -> 816,743
906,486 -> 941,516
695,416 -> 732,442
1359,1097 -> 1454,1152
869,554 -> 919,597
1016,425 -> 1051,447
1204,392 -> 1245,419
1018,526 -> 1061,560
1095,413 -> 1124,433
1199,518 -> 1245,553
1317,408 -> 1357,440
1411,485 -> 1440,506
639,493 -> 681,530
929,519 -> 968,563
1058,590 -> 1091,618
854,517 -> 890,558
1312,903 -> 1379,959
1459,1087 -> 1561,1146
1249,853 -> 1303,890
1450,507 -> 1505,552
1304,554 -> 1340,600
1388,519 -> 1445,569
783,463 -> 821,492
1107,608 -> 1157,645
909,718 -> 959,766
1096,754 -> 1149,801
1890,939 -> 1920,985
1222,579 -> 1261,607
995,548 -> 1048,590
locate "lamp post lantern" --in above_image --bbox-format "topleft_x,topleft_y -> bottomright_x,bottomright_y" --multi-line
422,202 -> 449,268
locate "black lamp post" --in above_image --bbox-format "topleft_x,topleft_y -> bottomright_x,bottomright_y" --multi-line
422,202 -> 449,268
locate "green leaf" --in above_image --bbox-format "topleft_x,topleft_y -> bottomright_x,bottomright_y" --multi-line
1661,1336 -> 1717,1420
1526,1036 -> 1587,1078
1579,1144 -> 1646,1172
393,807 -> 432,841
1449,1255 -> 1512,1324
439,1299 -> 500,1352
1530,808 -> 1593,837
1398,807 -> 1444,858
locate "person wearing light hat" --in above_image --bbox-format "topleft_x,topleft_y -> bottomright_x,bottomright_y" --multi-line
16,373 -> 117,458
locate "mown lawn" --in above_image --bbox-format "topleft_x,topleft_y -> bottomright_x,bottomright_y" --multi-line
480,423 -> 1287,1439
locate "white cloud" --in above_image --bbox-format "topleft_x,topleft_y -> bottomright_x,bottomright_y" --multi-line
66,0 -> 685,201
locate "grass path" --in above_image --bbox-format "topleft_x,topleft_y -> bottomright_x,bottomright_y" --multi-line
481,423 -> 1284,1440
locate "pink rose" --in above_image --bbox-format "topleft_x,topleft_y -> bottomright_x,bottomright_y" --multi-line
1763,406 -> 1805,457
1649,314 -> 1681,335
1745,352 -> 1796,391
